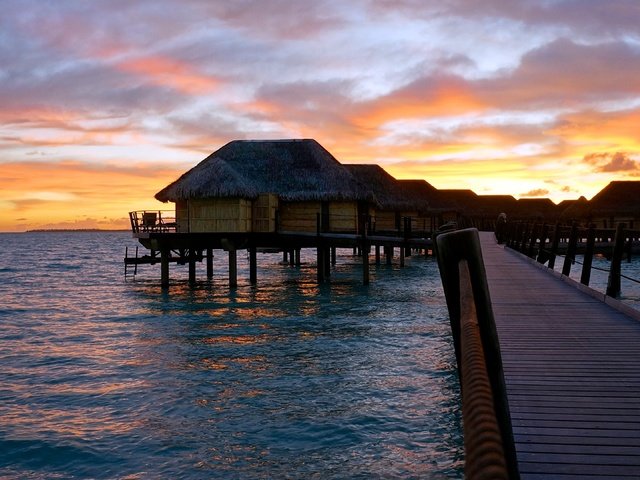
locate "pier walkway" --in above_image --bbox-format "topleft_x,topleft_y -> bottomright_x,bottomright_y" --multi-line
479,231 -> 640,478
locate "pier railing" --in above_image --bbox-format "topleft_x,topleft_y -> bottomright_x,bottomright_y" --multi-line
129,210 -> 178,233
499,221 -> 640,297
436,228 -> 519,480
128,209 -> 435,238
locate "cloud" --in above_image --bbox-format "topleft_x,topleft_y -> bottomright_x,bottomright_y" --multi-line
583,152 -> 640,173
521,188 -> 550,197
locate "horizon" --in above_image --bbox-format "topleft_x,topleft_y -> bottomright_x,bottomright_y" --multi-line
2,1 -> 639,232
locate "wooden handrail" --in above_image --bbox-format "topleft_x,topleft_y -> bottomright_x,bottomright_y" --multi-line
499,220 -> 640,298
436,228 -> 519,479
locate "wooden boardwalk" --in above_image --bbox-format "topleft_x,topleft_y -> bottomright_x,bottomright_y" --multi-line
479,231 -> 640,479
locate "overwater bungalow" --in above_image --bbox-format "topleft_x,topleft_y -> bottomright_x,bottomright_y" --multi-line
154,139 -> 375,234
344,165 -> 428,234
514,197 -> 559,222
567,181 -> 640,228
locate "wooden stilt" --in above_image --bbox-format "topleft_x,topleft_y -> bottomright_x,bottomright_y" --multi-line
331,247 -> 336,265
295,249 -> 301,266
375,245 -> 381,265
400,246 -> 405,267
206,248 -> 214,278
283,251 -> 288,263
317,247 -> 325,283
188,249 -> 196,285
386,246 -> 393,265
324,247 -> 331,277
289,249 -> 295,266
161,248 -> 170,288
249,246 -> 257,285
362,243 -> 370,285
228,249 -> 237,288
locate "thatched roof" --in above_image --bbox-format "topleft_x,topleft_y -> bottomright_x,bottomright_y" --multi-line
560,196 -> 589,220
589,181 -> 640,215
155,139 -> 374,203
515,197 -> 558,219
396,180 -> 440,212
436,189 -> 479,212
344,165 -> 425,210
475,195 -> 518,216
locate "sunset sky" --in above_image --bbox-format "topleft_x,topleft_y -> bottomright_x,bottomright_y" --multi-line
2,0 -> 639,231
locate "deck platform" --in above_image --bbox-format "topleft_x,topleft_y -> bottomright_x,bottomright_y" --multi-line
479,231 -> 640,478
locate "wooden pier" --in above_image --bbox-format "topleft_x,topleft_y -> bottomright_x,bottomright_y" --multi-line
479,230 -> 640,478
126,227 -> 433,287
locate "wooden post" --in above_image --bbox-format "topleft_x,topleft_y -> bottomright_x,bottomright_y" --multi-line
375,245 -> 381,265
282,251 -> 288,263
607,223 -> 626,297
295,249 -> 301,266
580,225 -> 596,286
548,223 -> 561,270
527,223 -> 538,258
404,217 -> 411,257
206,248 -> 214,279
228,249 -> 237,288
160,247 -> 170,288
519,223 -> 529,253
324,247 -> 331,277
331,247 -> 337,266
362,243 -> 370,285
400,245 -> 405,267
536,224 -> 549,264
316,246 -> 325,283
289,249 -> 295,266
562,222 -> 579,277
386,246 -> 393,265
188,248 -> 196,285
249,246 -> 257,285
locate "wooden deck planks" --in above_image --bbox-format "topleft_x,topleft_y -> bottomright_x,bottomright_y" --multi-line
478,232 -> 640,479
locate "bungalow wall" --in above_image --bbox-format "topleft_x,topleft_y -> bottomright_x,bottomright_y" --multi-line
278,201 -> 321,232
278,200 -> 360,233
176,198 -> 252,233
330,201 -> 358,233
252,193 -> 278,232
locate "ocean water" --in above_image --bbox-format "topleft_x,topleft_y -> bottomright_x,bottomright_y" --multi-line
0,232 -> 463,479
553,253 -> 640,309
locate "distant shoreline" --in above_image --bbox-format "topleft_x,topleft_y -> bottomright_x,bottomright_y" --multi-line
24,229 -> 130,233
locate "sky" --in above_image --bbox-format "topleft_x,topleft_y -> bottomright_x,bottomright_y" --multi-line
1,0 -> 639,231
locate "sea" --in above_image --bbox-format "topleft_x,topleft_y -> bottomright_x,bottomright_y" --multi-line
0,232 -> 464,479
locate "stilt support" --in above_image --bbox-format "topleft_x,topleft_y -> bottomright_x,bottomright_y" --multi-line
206,248 -> 213,279
161,248 -> 170,289
188,249 -> 196,285
249,246 -> 257,285
228,249 -> 237,288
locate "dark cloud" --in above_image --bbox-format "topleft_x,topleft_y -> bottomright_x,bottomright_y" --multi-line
521,188 -> 550,197
583,152 -> 640,173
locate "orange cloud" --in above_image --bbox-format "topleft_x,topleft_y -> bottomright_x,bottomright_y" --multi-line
352,76 -> 484,130
0,161 -> 183,231
117,56 -> 220,95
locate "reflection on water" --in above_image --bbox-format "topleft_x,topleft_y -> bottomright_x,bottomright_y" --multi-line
0,232 -> 463,478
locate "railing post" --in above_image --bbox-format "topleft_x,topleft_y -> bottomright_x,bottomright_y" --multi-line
580,225 -> 596,286
527,223 -> 538,258
562,222 -> 579,277
607,223 -> 626,297
436,228 -> 519,479
548,223 -> 561,270
537,223 -> 549,264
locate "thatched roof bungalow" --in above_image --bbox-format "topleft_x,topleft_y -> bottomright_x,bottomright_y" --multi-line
344,165 -> 429,232
155,139 -> 374,233
561,181 -> 640,228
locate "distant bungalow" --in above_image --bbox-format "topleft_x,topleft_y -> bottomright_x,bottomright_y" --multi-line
154,139 -> 374,234
561,181 -> 640,228
343,165 -> 430,233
